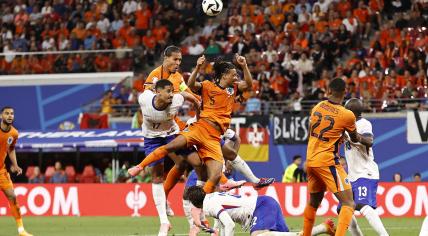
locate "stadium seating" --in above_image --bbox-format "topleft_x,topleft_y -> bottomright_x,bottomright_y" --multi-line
44,166 -> 55,182
79,165 -> 98,183
65,165 -> 76,183
25,166 -> 35,179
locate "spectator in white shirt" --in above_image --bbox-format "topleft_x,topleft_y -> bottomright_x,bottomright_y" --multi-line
122,0 -> 138,15
97,14 -> 111,34
342,11 -> 359,34
295,52 -> 313,74
228,19 -> 242,36
298,5 -> 312,23
29,5 -> 43,25
13,0 -> 26,14
188,40 -> 205,56
242,17 -> 255,34
263,44 -> 279,64
110,12 -> 124,32
313,0 -> 332,13
2,7 -> 14,24
41,1 -> 53,16
201,19 -> 218,38
42,37 -> 56,51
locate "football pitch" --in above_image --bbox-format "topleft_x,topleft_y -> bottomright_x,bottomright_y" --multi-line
0,216 -> 423,236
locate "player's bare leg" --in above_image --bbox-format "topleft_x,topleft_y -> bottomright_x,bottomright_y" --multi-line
150,163 -> 171,236
128,135 -> 188,176
302,192 -> 324,236
334,189 -> 355,236
203,158 -> 223,193
163,152 -> 190,216
3,189 -> 33,236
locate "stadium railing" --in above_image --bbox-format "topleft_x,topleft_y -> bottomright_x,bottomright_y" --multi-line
84,97 -> 428,118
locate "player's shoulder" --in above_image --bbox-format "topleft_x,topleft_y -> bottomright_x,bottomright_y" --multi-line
357,118 -> 372,129
146,66 -> 162,81
11,126 -> 18,136
172,93 -> 184,103
139,90 -> 153,102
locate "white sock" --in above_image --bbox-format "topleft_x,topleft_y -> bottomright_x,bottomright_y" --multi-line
230,155 -> 260,183
420,216 -> 428,236
311,223 -> 327,235
196,180 -> 205,186
152,183 -> 169,224
349,215 -> 363,236
361,205 -> 389,236
17,227 -> 25,233
182,199 -> 193,227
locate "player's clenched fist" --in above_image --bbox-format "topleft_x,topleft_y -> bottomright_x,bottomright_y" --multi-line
196,55 -> 206,67
235,54 -> 247,67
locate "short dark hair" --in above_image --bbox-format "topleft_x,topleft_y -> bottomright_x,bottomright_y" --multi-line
163,45 -> 181,57
213,58 -> 235,82
1,106 -> 13,112
328,78 -> 346,93
155,79 -> 173,90
293,155 -> 302,161
186,186 -> 206,208
414,173 -> 421,178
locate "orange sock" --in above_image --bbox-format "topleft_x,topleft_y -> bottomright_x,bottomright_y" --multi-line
8,199 -> 23,228
302,205 -> 316,236
203,181 -> 216,193
219,173 -> 228,184
336,205 -> 354,236
138,146 -> 168,168
164,166 -> 183,198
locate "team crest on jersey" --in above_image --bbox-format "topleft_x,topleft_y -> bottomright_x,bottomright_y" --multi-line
344,178 -> 350,185
7,136 -> 13,145
226,87 -> 234,96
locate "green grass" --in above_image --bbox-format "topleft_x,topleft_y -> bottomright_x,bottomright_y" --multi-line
0,216 -> 423,236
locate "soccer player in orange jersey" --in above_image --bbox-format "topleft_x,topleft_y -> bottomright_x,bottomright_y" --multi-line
302,78 -> 372,236
143,45 -> 200,215
129,54 -> 253,194
0,107 -> 33,236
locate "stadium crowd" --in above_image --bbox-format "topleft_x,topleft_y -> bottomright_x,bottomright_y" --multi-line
0,0 -> 205,74
0,0 -> 427,114
97,0 -> 428,116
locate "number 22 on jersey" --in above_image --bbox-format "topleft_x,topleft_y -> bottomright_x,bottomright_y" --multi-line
310,112 -> 335,142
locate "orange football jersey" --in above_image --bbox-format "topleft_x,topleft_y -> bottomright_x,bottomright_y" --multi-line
144,66 -> 187,93
0,126 -> 18,170
306,100 -> 356,167
199,80 -> 237,133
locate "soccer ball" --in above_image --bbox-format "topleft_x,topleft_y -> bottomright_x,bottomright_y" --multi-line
202,0 -> 223,16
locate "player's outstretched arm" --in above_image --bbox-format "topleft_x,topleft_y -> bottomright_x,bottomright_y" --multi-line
188,55 -> 205,93
180,91 -> 201,110
235,54 -> 252,93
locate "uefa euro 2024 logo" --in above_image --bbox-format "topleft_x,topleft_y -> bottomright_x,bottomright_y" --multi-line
126,185 -> 147,217
246,123 -> 264,147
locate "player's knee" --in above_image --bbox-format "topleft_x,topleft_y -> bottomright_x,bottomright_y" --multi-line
208,171 -> 222,183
